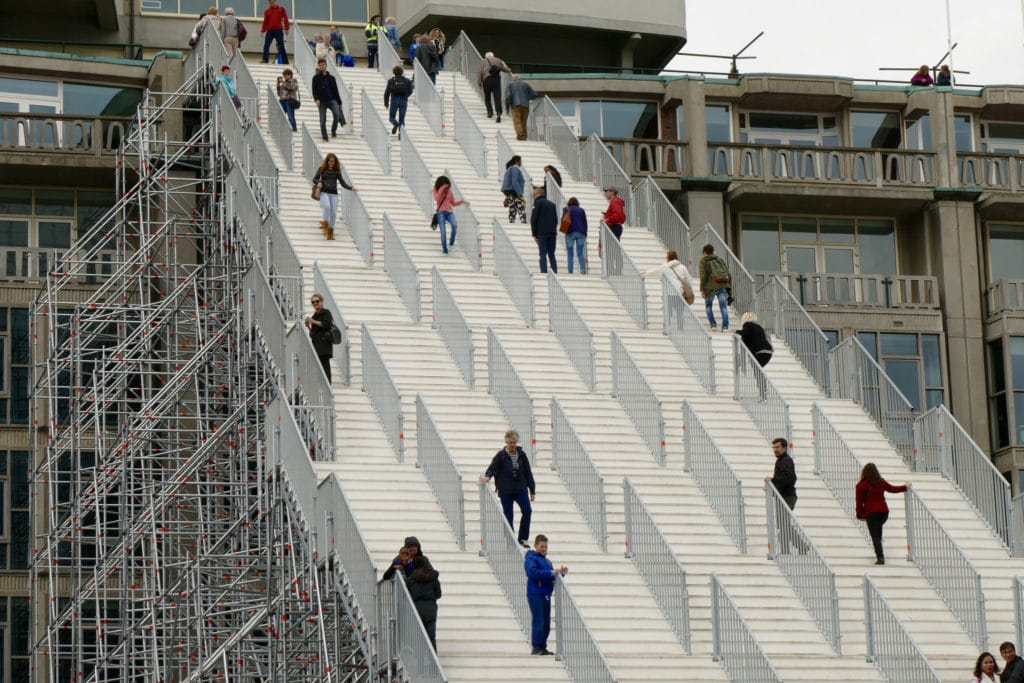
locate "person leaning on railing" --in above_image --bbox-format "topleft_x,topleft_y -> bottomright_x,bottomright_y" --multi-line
855,463 -> 910,565
275,69 -> 299,132
405,555 -> 442,652
524,534 -> 567,656
479,429 -> 536,548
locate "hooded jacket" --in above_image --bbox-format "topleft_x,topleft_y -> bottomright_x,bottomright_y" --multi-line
524,549 -> 556,596
406,566 -> 442,622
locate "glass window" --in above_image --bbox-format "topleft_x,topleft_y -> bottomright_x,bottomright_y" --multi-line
954,114 -> 973,152
0,77 -> 58,98
858,332 -> 878,360
77,191 -> 114,238
705,104 -> 731,142
823,330 -> 840,350
989,224 -> 1024,281
38,221 -> 72,249
819,218 -> 855,243
923,335 -> 942,386
34,190 -> 74,217
748,112 -> 820,134
63,83 -> 143,117
739,215 -> 781,271
600,101 -> 658,139
858,220 -> 897,275
990,339 -> 1010,448
0,190 -> 31,215
580,100 -> 600,138
0,221 -> 28,248
675,105 -> 685,141
851,111 -> 902,148
294,0 -> 330,21
781,216 -> 816,242
885,359 -> 922,411
551,99 -> 575,119
881,332 -> 918,356
906,114 -> 932,150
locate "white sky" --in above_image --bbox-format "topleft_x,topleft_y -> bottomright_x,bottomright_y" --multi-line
667,0 -> 1024,86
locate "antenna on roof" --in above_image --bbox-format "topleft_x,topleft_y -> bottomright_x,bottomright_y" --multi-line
676,31 -> 764,78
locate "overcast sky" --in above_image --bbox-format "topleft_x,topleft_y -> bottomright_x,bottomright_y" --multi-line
667,0 -> 1024,86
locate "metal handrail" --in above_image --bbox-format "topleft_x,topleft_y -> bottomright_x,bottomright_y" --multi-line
263,210 -> 305,321
660,271 -> 716,394
265,82 -> 294,170
682,400 -> 747,553
610,330 -> 665,465
442,168 -> 483,271
361,87 -> 392,175
634,176 -> 690,265
486,326 -> 536,464
492,218 -> 535,327
416,394 -> 466,550
383,213 -> 420,323
756,275 -> 830,391
623,478 -> 692,654
447,31 -> 485,98
545,172 -> 567,213
764,484 -> 842,654
811,402 -> 869,541
548,273 -> 597,392
314,261 -> 350,386
228,49 -> 261,124
828,336 -> 916,464
413,56 -> 445,136
914,405 -> 1012,549
904,487 -> 988,650
863,575 -> 942,683
431,267 -> 474,389
378,28 -> 401,76
391,574 -> 449,682
529,96 -> 583,181
711,575 -> 782,683
733,334 -> 792,443
1016,577 -> 1024,650
551,397 -> 607,550
339,172 -> 375,267
582,134 -> 633,219
477,482 -> 531,636
400,130 -> 434,218
601,222 -> 648,329
554,575 -> 617,683
454,92 -> 488,177
1014,496 -> 1024,558
361,323 -> 405,462
690,222 -> 757,323
244,112 -> 281,211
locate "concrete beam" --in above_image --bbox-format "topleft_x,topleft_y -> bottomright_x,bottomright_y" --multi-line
95,0 -> 120,30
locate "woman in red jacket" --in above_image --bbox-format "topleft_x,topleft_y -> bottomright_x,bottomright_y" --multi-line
855,463 -> 910,565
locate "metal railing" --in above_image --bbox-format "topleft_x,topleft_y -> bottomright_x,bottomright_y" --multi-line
339,170 -> 375,267
447,31 -> 485,98
633,175 -> 690,265
661,272 -> 716,394
432,267 -> 475,389
301,123 -> 320,185
265,83 -> 294,170
1014,496 -> 1024,558
913,405 -> 1013,549
229,50 -> 261,125
454,92 -> 488,177
416,394 -> 466,550
492,218 -> 536,327
610,330 -> 666,465
529,96 -> 583,181
545,172 -> 568,214
0,112 -> 133,157
382,213 -> 420,323
689,222 -> 757,323
550,397 -> 607,550
443,168 -> 483,271
314,262 -> 350,386
1016,577 -> 1024,650
477,482 -> 531,636
601,222 -> 648,329
378,28 -> 402,76
413,56 -> 445,136
828,336 -> 916,464
390,574 -> 448,682
266,387 -> 317,520
756,270 -> 941,309
733,334 -> 792,443
487,327 -> 536,463
756,275 -> 830,391
765,484 -> 842,654
904,487 -> 988,650
548,273 -> 597,391
623,478 -> 692,654
554,575 -> 617,683
811,402 -> 868,539
710,575 -> 782,683
582,134 -> 633,218
400,130 -> 434,218
294,22 -> 353,132
361,87 -> 392,175
361,323 -> 405,462
682,400 -> 747,553
863,575 -> 942,683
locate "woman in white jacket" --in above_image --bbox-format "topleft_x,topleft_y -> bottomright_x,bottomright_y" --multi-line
644,250 -> 694,303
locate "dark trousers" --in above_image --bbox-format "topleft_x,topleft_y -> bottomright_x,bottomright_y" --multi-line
367,44 -> 378,68
262,29 -> 288,63
279,98 -> 297,131
755,351 -> 772,399
319,100 -> 344,139
500,489 -> 531,542
388,95 -> 408,128
537,234 -> 557,273
422,617 -> 437,651
318,354 -> 332,384
866,511 -> 889,561
528,594 -> 551,650
777,495 -> 807,555
605,224 -> 623,276
483,78 -> 502,117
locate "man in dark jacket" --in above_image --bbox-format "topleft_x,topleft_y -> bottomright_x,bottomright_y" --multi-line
304,293 -> 334,383
383,65 -> 414,134
311,58 -> 345,140
530,186 -> 558,274
765,437 -> 796,508
480,429 -> 535,547
405,555 -> 442,651
524,534 -> 567,656
1002,642 -> 1024,683
414,35 -> 440,84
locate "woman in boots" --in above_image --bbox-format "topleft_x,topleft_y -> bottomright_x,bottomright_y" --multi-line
312,153 -> 357,240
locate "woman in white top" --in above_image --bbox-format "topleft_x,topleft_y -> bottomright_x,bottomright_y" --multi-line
645,250 -> 694,300
970,651 -> 999,682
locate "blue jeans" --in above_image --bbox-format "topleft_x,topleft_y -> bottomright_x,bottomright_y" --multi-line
437,211 -> 456,253
528,594 -> 551,650
320,192 -> 339,227
565,232 -> 586,273
500,489 -> 531,542
706,288 -> 729,329
537,234 -> 557,273
278,98 -> 297,131
262,29 -> 287,63
388,95 -> 408,128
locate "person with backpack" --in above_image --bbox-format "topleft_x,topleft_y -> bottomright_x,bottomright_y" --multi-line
855,463 -> 910,565
305,293 -> 336,383
383,65 -> 414,135
220,7 -> 242,59
478,52 -> 511,120
699,243 -> 731,331
364,14 -> 382,68
328,24 -> 348,66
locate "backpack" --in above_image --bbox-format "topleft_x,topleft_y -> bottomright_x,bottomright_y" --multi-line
390,77 -> 411,97
331,323 -> 342,345
330,33 -> 346,52
708,256 -> 731,285
488,62 -> 501,78
237,20 -> 247,41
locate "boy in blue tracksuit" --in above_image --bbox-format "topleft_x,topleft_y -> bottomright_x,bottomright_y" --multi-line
524,534 -> 568,656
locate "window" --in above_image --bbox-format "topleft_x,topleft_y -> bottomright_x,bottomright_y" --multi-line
0,596 -> 31,681
989,223 -> 1024,281
905,114 -> 932,150
139,0 -> 366,22
859,332 -> 945,412
850,111 -> 901,148
0,452 -> 29,572
675,105 -> 685,141
578,100 -> 658,139
739,111 -> 838,146
954,114 -> 973,152
0,311 -> 29,426
739,214 -> 897,275
991,339 -> 1010,449
705,104 -> 731,142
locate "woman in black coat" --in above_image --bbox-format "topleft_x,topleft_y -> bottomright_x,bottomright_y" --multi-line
304,293 -> 334,383
736,312 -> 773,399
406,555 -> 442,651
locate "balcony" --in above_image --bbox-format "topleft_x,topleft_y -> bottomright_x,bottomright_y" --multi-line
0,112 -> 133,159
985,279 -> 1024,318
600,138 -> 687,177
958,153 -> 1024,191
754,271 -> 940,309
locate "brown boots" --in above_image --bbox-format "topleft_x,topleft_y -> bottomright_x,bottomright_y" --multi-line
320,220 -> 334,240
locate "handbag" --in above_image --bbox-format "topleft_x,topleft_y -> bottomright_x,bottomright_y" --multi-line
430,213 -> 439,230
559,210 -> 572,234
330,323 -> 342,344
289,98 -> 300,110
311,183 -> 322,200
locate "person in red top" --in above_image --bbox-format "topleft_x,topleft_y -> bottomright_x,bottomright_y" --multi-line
602,187 -> 626,240
855,462 -> 910,565
432,175 -> 468,255
260,0 -> 290,64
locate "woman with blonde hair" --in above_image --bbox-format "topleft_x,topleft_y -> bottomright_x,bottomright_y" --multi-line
312,153 -> 357,240
429,27 -> 446,69
855,463 -> 910,565
191,6 -> 222,44
735,312 -> 772,367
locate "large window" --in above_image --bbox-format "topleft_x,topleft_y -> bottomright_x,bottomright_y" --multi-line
981,121 -> 1024,154
0,596 -> 31,681
0,310 -> 30,427
140,0 -> 367,22
0,451 -> 29,572
850,111 -> 901,148
989,337 -> 1024,450
705,104 -> 731,142
739,112 -> 838,146
0,77 -> 141,117
989,223 -> 1024,281
579,100 -> 658,139
954,114 -> 974,152
739,214 -> 897,275
858,332 -> 944,412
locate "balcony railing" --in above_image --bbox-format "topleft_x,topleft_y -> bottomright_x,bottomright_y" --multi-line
985,279 -> 1024,317
752,271 -> 940,309
958,152 -> 1024,189
0,113 -> 133,156
593,137 -> 687,177
708,143 -> 935,187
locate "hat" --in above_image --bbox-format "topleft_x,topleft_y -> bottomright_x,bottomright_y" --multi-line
403,536 -> 421,548
603,186 -> 618,194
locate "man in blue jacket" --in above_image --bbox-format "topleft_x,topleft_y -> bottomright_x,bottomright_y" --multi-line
524,534 -> 568,656
530,186 -> 558,274
480,429 -> 535,548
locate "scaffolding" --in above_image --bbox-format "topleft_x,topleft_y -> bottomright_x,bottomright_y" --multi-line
29,58 -> 368,682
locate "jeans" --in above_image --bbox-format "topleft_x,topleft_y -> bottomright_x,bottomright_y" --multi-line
318,100 -> 343,139
262,29 -> 288,63
437,210 -> 456,253
706,287 -> 729,329
528,594 -> 551,650
367,44 -> 378,69
428,71 -> 437,84
537,234 -> 557,273
320,192 -> 339,227
500,489 -> 532,542
866,511 -> 889,561
482,78 -> 502,117
388,95 -> 408,128
565,232 -> 586,273
279,98 -> 297,131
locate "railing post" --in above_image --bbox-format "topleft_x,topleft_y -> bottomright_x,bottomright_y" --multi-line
623,480 -> 633,559
710,577 -> 722,662
863,578 -> 875,663
554,576 -> 565,659
765,484 -> 777,561
939,412 -> 954,478
904,489 -> 915,563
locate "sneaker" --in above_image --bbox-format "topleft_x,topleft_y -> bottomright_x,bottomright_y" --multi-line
518,540 -> 530,549
391,123 -> 399,134
540,649 -> 555,656
531,648 -> 545,656
331,130 -> 337,138
710,324 -> 718,331
496,117 -> 502,123
721,327 -> 729,333
875,558 -> 885,565
727,296 -> 735,305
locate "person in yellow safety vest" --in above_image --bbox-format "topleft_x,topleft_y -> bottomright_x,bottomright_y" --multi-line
365,14 -> 381,69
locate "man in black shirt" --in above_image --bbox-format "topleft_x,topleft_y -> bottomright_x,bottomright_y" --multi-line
1002,642 -> 1023,683
764,437 -> 806,555
311,58 -> 345,140
530,186 -> 558,274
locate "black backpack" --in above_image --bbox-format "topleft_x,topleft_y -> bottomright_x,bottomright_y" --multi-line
488,62 -> 501,78
390,77 -> 410,97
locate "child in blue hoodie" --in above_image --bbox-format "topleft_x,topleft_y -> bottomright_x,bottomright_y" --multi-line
524,534 -> 568,655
